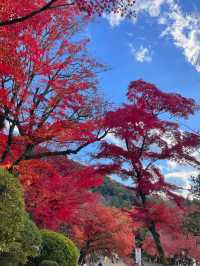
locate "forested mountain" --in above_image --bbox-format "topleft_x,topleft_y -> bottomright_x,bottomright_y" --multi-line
93,176 -> 134,208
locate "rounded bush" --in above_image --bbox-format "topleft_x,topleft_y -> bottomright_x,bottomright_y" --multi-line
0,217 -> 41,265
0,168 -> 25,252
33,230 -> 79,266
0,168 -> 42,265
21,215 -> 42,259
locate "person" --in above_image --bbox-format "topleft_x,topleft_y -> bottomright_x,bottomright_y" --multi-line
98,259 -> 104,266
104,256 -> 108,265
192,258 -> 197,266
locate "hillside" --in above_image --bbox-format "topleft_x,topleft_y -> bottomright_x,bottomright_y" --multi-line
93,176 -> 134,208
46,155 -> 134,209
43,155 -> 134,209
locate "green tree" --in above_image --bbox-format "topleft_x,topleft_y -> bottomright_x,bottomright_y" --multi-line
184,210 -> 200,235
183,199 -> 200,235
191,174 -> 200,199
93,176 -> 134,208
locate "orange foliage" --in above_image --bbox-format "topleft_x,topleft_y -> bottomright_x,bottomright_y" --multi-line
71,203 -> 134,260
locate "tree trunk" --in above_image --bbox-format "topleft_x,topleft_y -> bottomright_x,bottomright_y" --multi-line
148,221 -> 168,266
78,241 -> 90,266
78,250 -> 86,265
137,189 -> 168,265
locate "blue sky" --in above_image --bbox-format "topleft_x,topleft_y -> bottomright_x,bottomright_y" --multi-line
77,0 -> 200,194
87,0 -> 200,123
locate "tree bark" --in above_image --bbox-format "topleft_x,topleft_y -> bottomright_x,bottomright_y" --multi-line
78,250 -> 86,266
148,221 -> 168,266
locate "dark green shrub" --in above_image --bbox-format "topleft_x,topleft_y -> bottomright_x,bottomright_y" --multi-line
0,215 -> 42,265
0,168 -> 41,265
0,168 -> 25,252
39,260 -> 60,266
32,230 -> 79,266
21,216 -> 42,259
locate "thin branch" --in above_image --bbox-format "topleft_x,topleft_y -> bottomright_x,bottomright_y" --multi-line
10,129 -> 109,168
25,130 -> 109,160
0,0 -> 74,27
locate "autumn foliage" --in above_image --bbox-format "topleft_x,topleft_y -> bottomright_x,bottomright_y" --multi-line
70,203 -> 134,264
143,204 -> 200,261
19,157 -> 102,230
95,80 -> 200,265
1,0 -> 200,264
0,0 -> 135,27
0,3 -> 109,238
0,2 -> 108,169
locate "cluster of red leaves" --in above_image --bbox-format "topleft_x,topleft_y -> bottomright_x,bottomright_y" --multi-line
142,205 -> 200,261
146,233 -> 200,261
127,80 -> 197,118
0,0 -> 135,27
70,203 -> 135,258
18,156 -> 103,230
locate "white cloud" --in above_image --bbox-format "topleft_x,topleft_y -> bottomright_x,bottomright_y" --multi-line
105,0 -> 200,72
167,160 -> 178,170
134,0 -> 168,18
165,170 -> 198,180
161,3 -> 200,72
163,157 -> 200,197
129,44 -> 152,62
158,15 -> 168,25
103,11 -> 124,27
105,133 -> 126,148
164,148 -> 200,182
105,0 -> 169,26
4,120 -> 19,135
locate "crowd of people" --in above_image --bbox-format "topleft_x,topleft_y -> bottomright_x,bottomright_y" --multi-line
143,250 -> 198,266
170,250 -> 197,266
171,256 -> 197,266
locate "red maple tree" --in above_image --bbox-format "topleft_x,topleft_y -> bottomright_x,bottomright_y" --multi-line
95,80 -> 200,265
70,203 -> 135,265
143,204 -> 200,262
0,4 -> 108,169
